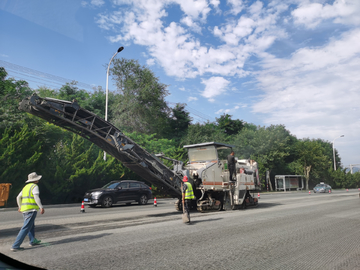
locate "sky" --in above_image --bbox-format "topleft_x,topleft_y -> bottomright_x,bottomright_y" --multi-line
0,0 -> 359,170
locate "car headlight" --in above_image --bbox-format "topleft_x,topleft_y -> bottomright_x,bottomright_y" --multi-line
92,191 -> 103,199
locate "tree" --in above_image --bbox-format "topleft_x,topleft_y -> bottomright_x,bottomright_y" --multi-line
216,114 -> 244,136
0,67 -> 32,130
57,81 -> 89,103
180,122 -> 229,146
110,58 -> 171,137
166,103 -> 192,142
290,139 -> 330,190
39,134 -> 129,204
231,125 -> 296,190
0,125 -> 42,202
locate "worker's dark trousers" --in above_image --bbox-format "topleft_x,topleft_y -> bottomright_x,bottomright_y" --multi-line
184,199 -> 191,222
229,166 -> 236,181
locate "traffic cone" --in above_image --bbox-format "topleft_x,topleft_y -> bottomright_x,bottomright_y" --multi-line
309,190 -> 311,195
80,201 -> 85,213
153,197 -> 157,207
329,189 -> 331,193
347,189 -> 349,192
258,192 -> 260,199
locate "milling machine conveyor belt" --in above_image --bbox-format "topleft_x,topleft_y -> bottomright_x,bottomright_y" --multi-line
19,94 -> 182,198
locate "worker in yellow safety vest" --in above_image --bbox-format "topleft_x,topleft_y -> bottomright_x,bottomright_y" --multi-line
11,172 -> 45,251
182,176 -> 195,224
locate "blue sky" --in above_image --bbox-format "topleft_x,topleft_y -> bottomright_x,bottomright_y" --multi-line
1,0 -> 359,169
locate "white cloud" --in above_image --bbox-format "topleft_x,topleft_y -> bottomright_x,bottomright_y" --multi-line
91,0 -> 105,7
227,0 -> 244,15
174,0 -> 211,21
201,76 -> 230,100
292,0 -> 360,28
97,0 -> 288,80
146,58 -> 155,66
81,0 -> 105,7
210,0 -> 220,8
180,16 -> 202,33
215,105 -> 240,115
188,96 -> 198,101
252,28 -> 360,163
92,0 -> 360,164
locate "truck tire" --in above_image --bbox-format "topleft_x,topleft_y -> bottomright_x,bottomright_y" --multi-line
175,199 -> 182,211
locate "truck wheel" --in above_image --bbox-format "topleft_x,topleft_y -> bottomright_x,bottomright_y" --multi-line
217,201 -> 223,211
101,196 -> 113,208
175,199 -> 182,211
241,200 -> 246,210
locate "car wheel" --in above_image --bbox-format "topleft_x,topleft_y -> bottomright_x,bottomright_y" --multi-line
101,196 -> 113,208
138,195 -> 148,205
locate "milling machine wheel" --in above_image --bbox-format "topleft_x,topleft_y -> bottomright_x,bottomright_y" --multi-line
175,199 -> 182,211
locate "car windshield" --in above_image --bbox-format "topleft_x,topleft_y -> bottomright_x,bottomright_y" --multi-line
102,182 -> 120,189
315,184 -> 325,188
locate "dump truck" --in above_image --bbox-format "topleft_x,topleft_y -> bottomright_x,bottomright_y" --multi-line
19,94 -> 261,211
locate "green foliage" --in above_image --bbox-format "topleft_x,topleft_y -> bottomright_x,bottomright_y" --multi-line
231,125 -> 295,187
0,125 -> 43,201
0,64 -> 352,206
57,81 -> 90,103
291,138 -> 332,189
0,67 -> 32,131
110,58 -> 171,137
39,134 -> 129,204
166,103 -> 192,142
125,131 -> 186,168
180,122 -> 228,146
216,113 -> 244,136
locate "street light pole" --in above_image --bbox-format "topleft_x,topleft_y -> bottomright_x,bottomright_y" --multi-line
332,135 -> 344,170
104,46 -> 124,161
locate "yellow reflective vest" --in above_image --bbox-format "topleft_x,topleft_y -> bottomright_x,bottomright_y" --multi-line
20,183 -> 39,212
184,182 -> 195,200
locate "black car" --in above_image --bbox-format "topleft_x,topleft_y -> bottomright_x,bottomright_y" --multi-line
83,180 -> 152,208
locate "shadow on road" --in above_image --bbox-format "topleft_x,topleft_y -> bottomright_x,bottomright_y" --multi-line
147,212 -> 180,218
256,202 -> 282,208
188,218 -> 223,225
47,233 -> 112,246
0,224 -> 67,240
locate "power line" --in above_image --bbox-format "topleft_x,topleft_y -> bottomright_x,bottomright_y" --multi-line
168,102 -> 214,123
1,60 -> 98,91
1,60 -> 215,124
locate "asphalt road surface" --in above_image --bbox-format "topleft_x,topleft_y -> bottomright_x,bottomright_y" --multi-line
1,189 -> 360,270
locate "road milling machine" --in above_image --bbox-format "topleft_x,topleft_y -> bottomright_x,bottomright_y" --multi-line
19,94 -> 261,211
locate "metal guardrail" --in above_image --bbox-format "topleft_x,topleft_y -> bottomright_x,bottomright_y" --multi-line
19,94 -> 182,198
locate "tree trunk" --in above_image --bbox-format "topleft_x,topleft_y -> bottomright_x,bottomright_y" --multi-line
305,165 -> 311,190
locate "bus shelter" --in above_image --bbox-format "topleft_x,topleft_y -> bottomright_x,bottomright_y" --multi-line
275,175 -> 304,192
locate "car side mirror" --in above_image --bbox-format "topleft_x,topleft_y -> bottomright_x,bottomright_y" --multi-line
116,187 -> 122,190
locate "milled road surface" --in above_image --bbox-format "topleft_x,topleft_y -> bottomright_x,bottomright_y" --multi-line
1,190 -> 360,270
